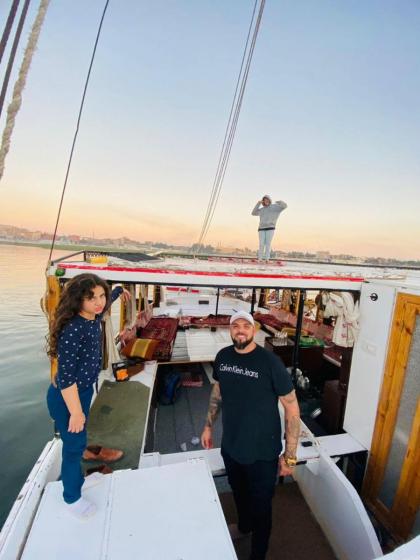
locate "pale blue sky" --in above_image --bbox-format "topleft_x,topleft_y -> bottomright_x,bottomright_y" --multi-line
1,0 -> 419,258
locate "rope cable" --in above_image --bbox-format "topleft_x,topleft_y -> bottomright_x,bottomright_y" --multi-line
0,0 -> 21,67
0,0 -> 49,181
0,0 -> 31,121
46,0 -> 111,266
195,0 -> 265,253
195,0 -> 258,250
195,0 -> 258,252
201,1 -> 265,244
200,0 -> 265,245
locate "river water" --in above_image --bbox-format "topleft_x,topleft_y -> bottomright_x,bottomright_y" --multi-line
0,245 -> 108,528
0,245 -> 68,527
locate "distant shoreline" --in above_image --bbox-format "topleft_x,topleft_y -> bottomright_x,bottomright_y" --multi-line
1,240 -> 419,270
0,240 -> 143,252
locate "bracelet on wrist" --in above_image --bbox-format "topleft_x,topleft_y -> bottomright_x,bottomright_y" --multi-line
284,456 -> 297,467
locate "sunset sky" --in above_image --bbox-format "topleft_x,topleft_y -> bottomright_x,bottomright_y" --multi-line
0,1 -> 419,258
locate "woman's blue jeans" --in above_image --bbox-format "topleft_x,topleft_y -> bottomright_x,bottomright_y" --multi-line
47,384 -> 93,504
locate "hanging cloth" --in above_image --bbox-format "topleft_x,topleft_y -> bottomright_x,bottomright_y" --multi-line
125,284 -> 137,327
103,311 -> 120,370
119,285 -> 139,346
324,292 -> 360,347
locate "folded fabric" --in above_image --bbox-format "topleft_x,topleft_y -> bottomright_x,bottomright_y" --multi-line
139,317 -> 179,361
181,372 -> 203,387
190,314 -> 231,327
121,337 -> 159,359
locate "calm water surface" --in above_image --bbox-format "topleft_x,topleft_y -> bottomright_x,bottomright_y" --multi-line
0,245 -> 89,528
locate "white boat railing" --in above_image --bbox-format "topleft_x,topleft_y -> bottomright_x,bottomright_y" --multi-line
0,438 -> 62,560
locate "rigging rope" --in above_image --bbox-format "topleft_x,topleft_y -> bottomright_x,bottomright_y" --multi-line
0,0 -> 31,120
195,0 -> 258,253
201,0 -> 265,246
0,0 -> 21,68
46,0 -> 110,266
194,0 -> 266,254
0,0 -> 35,178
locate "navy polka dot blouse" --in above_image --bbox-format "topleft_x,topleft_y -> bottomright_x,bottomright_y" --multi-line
56,287 -> 123,390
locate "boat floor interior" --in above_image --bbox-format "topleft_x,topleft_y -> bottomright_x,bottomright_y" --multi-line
153,368 -> 223,454
76,365 -> 339,560
220,483 -> 336,560
151,376 -> 339,560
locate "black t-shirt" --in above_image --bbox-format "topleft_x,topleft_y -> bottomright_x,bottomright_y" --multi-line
213,344 -> 294,464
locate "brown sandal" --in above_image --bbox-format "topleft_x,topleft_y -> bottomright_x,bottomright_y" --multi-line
83,445 -> 124,463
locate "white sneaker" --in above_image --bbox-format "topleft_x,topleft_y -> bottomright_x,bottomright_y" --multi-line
83,472 -> 105,490
66,497 -> 96,519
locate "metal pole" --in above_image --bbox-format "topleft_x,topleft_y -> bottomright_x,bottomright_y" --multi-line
292,289 -> 306,374
250,288 -> 256,315
215,287 -> 220,317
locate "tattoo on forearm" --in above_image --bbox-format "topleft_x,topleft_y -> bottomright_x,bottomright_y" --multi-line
205,383 -> 222,428
285,416 -> 300,458
280,390 -> 300,458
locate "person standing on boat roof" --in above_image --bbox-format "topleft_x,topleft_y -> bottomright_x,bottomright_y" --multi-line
201,311 -> 300,560
46,274 -> 130,519
252,196 -> 287,261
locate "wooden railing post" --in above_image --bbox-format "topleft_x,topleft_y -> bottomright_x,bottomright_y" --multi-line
119,283 -> 128,332
46,276 -> 61,382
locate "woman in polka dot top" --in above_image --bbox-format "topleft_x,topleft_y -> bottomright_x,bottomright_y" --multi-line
46,273 -> 130,518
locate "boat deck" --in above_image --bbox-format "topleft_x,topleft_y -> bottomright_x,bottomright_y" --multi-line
221,482 -> 337,560
22,460 -> 236,560
166,326 -> 268,364
21,461 -> 341,560
153,368 -> 223,455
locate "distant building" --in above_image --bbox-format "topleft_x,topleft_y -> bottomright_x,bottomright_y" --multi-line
316,251 -> 331,261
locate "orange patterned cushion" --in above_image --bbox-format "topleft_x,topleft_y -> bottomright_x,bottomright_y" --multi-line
121,338 -> 159,360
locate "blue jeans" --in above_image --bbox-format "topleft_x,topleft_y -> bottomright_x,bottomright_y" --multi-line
47,384 -> 93,504
222,448 -> 278,560
258,229 -> 275,260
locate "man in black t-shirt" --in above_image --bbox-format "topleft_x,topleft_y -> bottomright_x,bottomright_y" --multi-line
201,311 -> 300,560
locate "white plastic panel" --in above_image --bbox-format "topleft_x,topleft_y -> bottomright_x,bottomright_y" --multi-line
21,460 -> 236,560
139,448 -> 226,474
22,475 -> 113,560
344,283 -> 396,449
0,439 -> 62,560
107,461 -> 236,560
317,433 -> 366,456
294,451 -> 382,560
375,535 -> 420,559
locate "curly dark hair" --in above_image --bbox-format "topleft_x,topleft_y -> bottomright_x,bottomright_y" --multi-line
47,273 -> 111,358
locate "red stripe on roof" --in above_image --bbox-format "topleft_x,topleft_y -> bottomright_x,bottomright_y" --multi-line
58,263 -> 364,282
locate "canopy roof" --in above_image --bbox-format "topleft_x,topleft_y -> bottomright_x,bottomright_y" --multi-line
48,252 -> 413,291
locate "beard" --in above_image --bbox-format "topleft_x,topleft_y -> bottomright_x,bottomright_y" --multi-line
232,335 -> 253,350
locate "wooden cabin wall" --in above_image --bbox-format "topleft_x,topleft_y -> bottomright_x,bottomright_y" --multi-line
362,292 -> 420,542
